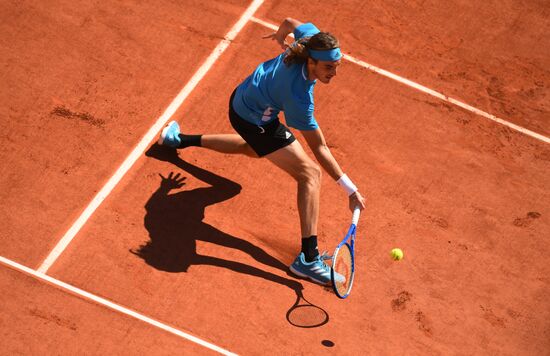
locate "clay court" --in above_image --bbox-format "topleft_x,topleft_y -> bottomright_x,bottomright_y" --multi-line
1,0 -> 549,354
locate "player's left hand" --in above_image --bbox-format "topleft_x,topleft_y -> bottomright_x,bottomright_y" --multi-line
262,32 -> 289,50
349,191 -> 366,212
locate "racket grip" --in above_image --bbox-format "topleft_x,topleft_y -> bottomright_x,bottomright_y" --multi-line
352,206 -> 361,226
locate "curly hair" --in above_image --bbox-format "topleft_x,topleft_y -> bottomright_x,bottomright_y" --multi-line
283,32 -> 340,66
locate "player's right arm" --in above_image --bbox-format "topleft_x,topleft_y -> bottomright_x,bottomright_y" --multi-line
262,17 -> 303,49
301,128 -> 367,211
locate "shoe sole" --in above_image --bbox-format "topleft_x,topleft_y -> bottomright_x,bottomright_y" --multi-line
289,265 -> 330,286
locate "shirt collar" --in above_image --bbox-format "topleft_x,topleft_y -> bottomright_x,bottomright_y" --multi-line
301,64 -> 316,83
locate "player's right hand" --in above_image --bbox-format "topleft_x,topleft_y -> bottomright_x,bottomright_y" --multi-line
349,191 -> 366,212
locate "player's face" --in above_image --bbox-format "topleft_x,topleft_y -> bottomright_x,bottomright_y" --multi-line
310,59 -> 341,83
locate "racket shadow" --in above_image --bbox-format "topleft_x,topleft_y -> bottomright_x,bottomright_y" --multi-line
286,289 -> 329,328
135,144 -> 304,295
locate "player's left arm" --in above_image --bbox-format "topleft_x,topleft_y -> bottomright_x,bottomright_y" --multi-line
262,17 -> 303,49
301,128 -> 366,210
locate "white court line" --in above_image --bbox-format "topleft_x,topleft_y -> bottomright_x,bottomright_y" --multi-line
37,0 -> 266,273
0,256 -> 236,355
250,17 -> 550,144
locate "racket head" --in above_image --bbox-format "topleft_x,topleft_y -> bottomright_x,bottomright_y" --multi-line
331,242 -> 355,298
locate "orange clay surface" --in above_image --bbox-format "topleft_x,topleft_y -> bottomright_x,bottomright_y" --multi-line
1,1 -> 549,355
0,266 -> 215,355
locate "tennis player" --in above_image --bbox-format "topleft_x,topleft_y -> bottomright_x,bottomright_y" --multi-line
157,18 -> 366,285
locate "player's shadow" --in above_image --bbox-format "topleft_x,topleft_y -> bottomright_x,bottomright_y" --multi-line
133,143 -> 304,294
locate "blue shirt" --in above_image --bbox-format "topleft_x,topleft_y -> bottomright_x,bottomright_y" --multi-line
232,23 -> 321,131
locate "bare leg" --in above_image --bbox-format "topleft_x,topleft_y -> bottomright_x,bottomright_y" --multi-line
264,140 -> 321,237
201,134 -> 257,158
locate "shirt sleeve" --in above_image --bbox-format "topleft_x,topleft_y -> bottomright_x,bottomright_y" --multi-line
293,22 -> 320,40
284,97 -> 319,131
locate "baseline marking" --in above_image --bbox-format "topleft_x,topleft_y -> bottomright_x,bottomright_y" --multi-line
250,17 -> 550,144
1,256 -> 236,355
37,0 -> 266,273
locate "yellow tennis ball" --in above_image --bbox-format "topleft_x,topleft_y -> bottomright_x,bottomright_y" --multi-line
391,248 -> 404,261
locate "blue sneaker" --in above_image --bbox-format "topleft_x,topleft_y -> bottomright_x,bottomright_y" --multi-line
158,121 -> 181,148
289,252 -> 345,285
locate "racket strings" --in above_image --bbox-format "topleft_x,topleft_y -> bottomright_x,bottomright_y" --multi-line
333,244 -> 353,296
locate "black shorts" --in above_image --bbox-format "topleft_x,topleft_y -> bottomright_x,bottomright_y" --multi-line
229,89 -> 296,157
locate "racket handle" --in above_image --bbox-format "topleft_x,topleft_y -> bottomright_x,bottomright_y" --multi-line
352,206 -> 361,226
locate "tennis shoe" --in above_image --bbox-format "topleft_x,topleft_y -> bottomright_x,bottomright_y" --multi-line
289,252 -> 345,285
158,121 -> 181,148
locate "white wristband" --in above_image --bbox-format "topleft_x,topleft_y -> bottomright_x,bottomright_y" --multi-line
337,174 -> 358,196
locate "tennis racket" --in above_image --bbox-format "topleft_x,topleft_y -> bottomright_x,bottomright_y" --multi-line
331,207 -> 361,299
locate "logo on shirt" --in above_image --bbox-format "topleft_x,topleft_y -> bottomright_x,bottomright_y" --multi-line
262,107 -> 274,122
285,131 -> 291,139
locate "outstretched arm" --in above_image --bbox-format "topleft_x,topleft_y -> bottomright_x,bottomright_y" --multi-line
301,128 -> 366,211
262,17 -> 303,49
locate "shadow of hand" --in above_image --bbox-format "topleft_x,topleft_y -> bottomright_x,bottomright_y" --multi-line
159,172 -> 186,190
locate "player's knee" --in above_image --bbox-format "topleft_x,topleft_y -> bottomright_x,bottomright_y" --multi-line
297,163 -> 321,187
